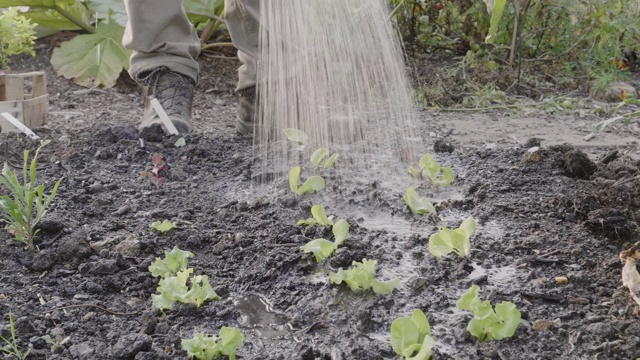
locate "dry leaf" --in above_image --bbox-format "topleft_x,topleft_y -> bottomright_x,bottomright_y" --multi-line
621,256 -> 640,307
532,318 -> 561,331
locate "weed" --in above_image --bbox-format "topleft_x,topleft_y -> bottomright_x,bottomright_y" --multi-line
1,312 -> 31,360
0,140 -> 63,249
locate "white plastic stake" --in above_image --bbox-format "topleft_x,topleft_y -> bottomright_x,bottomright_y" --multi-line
150,98 -> 179,135
1,112 -> 40,140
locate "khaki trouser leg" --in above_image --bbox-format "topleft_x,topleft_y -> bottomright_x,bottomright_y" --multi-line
123,0 -> 201,83
225,0 -> 259,91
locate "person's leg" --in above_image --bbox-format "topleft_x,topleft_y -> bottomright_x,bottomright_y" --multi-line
225,0 -> 260,136
123,0 -> 200,133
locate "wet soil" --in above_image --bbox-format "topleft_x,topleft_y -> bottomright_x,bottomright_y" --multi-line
1,45 -> 640,360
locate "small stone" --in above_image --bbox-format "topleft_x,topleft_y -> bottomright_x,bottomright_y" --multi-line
69,342 -> 95,358
87,182 -> 104,194
235,232 -> 244,244
111,333 -> 152,359
82,312 -> 96,321
57,232 -> 93,262
116,236 -> 142,257
555,276 -> 569,284
522,147 -> 542,163
113,205 -> 131,216
73,294 -> 90,300
532,318 -> 561,331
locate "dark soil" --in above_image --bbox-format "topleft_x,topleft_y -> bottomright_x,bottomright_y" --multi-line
1,44 -> 640,360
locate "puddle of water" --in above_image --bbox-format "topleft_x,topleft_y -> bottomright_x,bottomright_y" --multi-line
356,212 -> 418,234
467,262 -> 517,287
233,294 -> 290,340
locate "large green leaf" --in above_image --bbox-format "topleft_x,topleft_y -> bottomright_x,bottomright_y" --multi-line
51,19 -> 130,88
185,0 -> 225,18
5,0 -> 93,33
87,0 -> 128,27
482,0 -> 507,44
390,318 -> 419,357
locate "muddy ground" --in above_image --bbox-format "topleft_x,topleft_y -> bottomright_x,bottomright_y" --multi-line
1,44 -> 640,360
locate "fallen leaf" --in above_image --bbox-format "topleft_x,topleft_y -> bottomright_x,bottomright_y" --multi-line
621,256 -> 640,307
532,318 -> 560,331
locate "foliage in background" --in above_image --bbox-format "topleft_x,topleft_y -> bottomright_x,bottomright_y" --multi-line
0,7 -> 37,69
0,0 -> 227,87
0,141 -> 63,249
389,0 -> 640,108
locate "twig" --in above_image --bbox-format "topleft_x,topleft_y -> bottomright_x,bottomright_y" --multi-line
43,304 -> 141,316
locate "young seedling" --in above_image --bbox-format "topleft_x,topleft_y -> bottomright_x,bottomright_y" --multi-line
329,258 -> 399,295
150,220 -> 176,234
284,128 -> 309,144
140,153 -> 170,188
390,309 -> 434,360
1,312 -> 31,360
151,268 -> 220,310
301,219 -> 349,262
149,246 -> 194,278
403,187 -> 437,215
311,148 -> 339,169
456,285 -> 521,341
289,166 -> 325,195
297,204 -> 334,226
149,246 -> 219,311
428,217 -> 476,258
409,153 -> 454,186
0,140 -> 63,249
181,327 -> 244,360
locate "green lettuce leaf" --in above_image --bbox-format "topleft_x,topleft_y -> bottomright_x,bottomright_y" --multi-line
300,239 -> 337,262
403,187 -> 437,215
148,246 -> 194,278
428,217 -> 475,257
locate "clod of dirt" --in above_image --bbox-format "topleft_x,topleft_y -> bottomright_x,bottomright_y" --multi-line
586,208 -> 637,240
138,124 -> 165,142
433,138 -> 455,153
30,250 -> 59,271
523,137 -> 544,148
111,333 -> 152,359
56,232 -> 94,262
522,147 -> 542,163
563,149 -> 597,179
115,235 -> 142,257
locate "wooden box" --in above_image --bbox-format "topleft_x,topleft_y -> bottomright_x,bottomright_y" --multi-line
0,71 -> 49,133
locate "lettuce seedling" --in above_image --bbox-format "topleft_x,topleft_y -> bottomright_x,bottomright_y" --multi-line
403,188 -> 437,215
150,220 -> 176,234
181,327 -> 244,360
151,268 -> 220,310
149,246 -> 194,278
311,148 -> 339,169
409,153 -> 454,186
428,217 -> 476,258
289,166 -> 325,194
390,309 -> 434,360
284,128 -> 309,144
301,219 -> 350,262
329,258 -> 399,295
297,204 -> 334,226
456,285 -> 521,341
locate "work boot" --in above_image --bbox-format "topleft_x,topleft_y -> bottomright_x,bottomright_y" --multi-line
235,86 -> 256,137
138,67 -> 195,134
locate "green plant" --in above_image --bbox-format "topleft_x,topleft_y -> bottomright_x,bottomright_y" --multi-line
1,312 -> 31,360
149,246 -> 194,278
289,166 -> 325,195
0,0 -> 227,88
0,7 -> 37,70
41,333 -> 69,354
409,154 -> 454,186
150,220 -> 176,234
149,246 -> 219,310
428,217 -> 476,258
297,204 -> 334,226
181,327 -> 244,360
283,128 -> 309,144
0,141 -> 63,249
329,258 -> 399,295
301,219 -> 349,262
456,285 -> 521,341
390,309 -> 434,360
311,148 -> 339,169
403,187 -> 437,215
